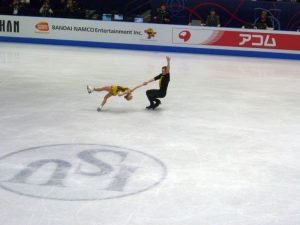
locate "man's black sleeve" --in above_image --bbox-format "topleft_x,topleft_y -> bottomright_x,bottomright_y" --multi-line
154,74 -> 162,81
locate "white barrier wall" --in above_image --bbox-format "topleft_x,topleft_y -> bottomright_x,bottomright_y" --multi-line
1,15 -> 300,59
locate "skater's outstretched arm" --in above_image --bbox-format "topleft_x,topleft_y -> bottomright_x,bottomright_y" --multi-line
130,83 -> 147,93
166,56 -> 171,73
118,83 -> 146,96
143,78 -> 155,85
143,56 -> 171,85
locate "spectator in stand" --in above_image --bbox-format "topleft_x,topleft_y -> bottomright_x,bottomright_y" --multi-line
255,10 -> 273,29
9,0 -> 24,15
22,0 -> 33,15
64,0 -> 75,18
153,3 -> 170,24
205,8 -> 220,27
39,0 -> 53,16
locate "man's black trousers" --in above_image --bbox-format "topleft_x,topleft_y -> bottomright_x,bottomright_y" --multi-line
146,89 -> 166,106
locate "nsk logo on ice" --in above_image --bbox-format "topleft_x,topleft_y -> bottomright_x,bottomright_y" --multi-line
0,20 -> 19,33
0,144 -> 166,201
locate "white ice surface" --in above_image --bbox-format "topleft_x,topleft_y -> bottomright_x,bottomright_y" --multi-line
0,43 -> 300,225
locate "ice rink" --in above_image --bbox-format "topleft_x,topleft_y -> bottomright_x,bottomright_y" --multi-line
0,43 -> 300,225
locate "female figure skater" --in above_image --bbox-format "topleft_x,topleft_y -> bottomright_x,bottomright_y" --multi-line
87,83 -> 145,111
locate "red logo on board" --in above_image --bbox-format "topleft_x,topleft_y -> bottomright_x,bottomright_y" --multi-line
35,21 -> 49,32
179,30 -> 191,42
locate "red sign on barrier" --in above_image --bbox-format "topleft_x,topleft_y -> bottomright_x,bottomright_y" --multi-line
209,31 -> 300,51
173,28 -> 300,51
35,21 -> 49,32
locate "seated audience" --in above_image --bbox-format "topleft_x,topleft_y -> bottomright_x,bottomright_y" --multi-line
39,0 -> 53,16
205,9 -> 220,27
9,0 -> 25,15
255,10 -> 273,29
153,3 -> 170,24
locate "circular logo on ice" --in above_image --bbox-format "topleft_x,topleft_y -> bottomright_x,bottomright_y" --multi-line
0,144 -> 166,201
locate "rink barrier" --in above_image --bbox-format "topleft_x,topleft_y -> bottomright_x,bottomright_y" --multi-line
0,36 -> 300,60
0,15 -> 300,60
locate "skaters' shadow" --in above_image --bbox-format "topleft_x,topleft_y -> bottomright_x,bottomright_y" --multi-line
102,107 -> 165,114
83,107 -> 166,114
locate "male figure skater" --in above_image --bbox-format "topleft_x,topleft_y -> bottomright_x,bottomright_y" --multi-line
87,83 -> 145,111
144,56 -> 171,109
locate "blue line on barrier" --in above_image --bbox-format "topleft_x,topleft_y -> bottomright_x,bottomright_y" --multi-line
0,36 -> 299,60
